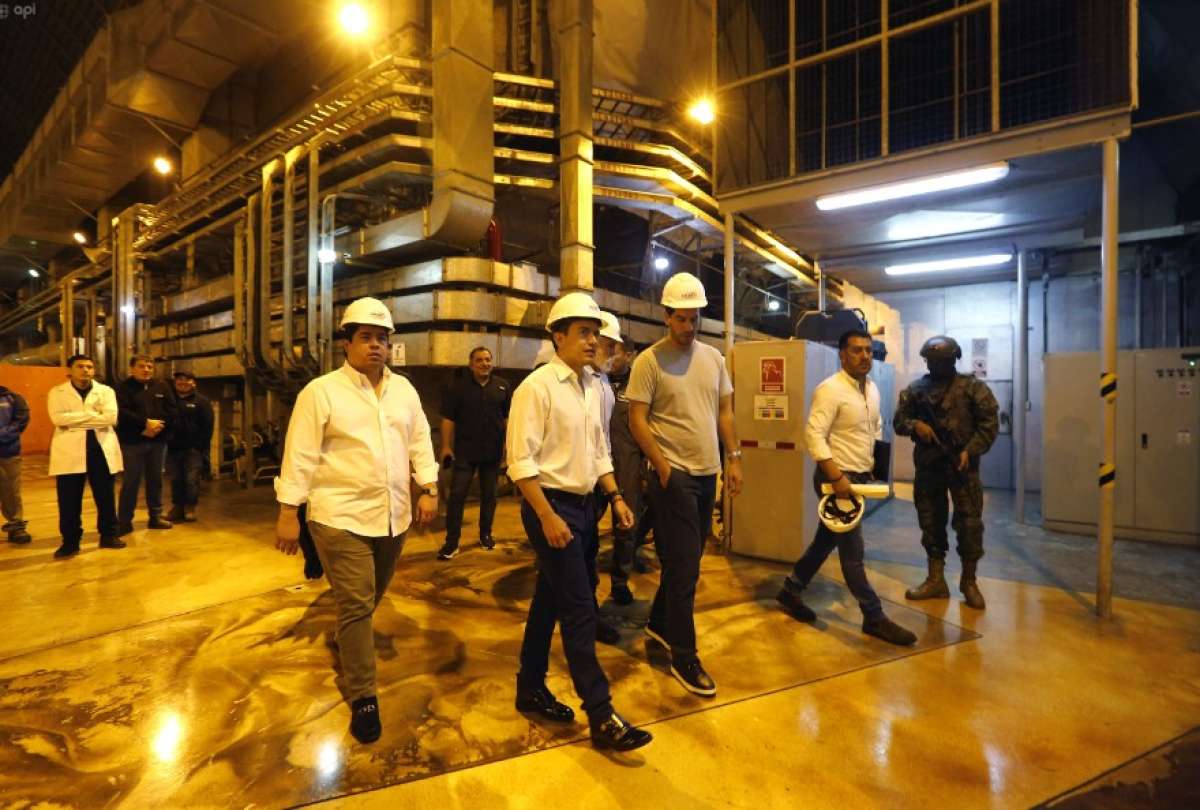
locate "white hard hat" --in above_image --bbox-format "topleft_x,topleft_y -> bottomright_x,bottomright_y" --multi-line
545,291 -> 603,331
339,297 -> 394,333
598,311 -> 623,343
661,272 -> 708,309
817,492 -> 865,534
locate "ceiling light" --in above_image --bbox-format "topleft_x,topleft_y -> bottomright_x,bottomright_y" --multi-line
653,256 -> 670,271
688,98 -> 715,125
73,231 -> 88,245
317,248 -> 338,263
153,157 -> 173,175
885,253 -> 1013,276
767,299 -> 781,311
339,3 -> 370,36
27,268 -> 40,278
885,211 -> 1005,242
816,162 -> 1009,211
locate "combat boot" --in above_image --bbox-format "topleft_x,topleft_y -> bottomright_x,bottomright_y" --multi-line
905,558 -> 950,600
959,559 -> 986,609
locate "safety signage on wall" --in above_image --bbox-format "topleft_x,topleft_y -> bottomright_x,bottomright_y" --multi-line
753,394 -> 789,420
391,342 -> 407,366
760,356 -> 785,393
1178,381 -> 1193,398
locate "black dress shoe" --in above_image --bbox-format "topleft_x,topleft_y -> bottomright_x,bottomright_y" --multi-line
515,686 -> 575,723
7,529 -> 31,544
350,695 -> 382,744
610,583 -> 633,606
53,544 -> 80,559
590,710 -> 652,751
596,618 -> 621,646
671,658 -> 717,697
479,535 -> 495,550
863,614 -> 918,647
776,581 -> 817,622
99,536 -> 127,549
117,524 -> 134,537
147,516 -> 173,530
437,541 -> 459,560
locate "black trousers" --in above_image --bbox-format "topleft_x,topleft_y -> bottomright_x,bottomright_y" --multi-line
443,460 -> 500,546
609,440 -> 647,589
647,468 -> 717,665
56,431 -> 118,546
789,470 -> 883,619
167,447 -> 205,509
517,488 -> 612,721
118,442 -> 167,525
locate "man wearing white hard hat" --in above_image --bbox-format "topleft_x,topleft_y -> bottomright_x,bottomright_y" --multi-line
776,329 -> 917,647
627,271 -> 742,697
507,291 -> 651,751
274,296 -> 439,744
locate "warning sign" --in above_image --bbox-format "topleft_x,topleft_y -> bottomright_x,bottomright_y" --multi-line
760,357 -> 785,393
753,395 -> 789,421
1179,381 -> 1193,399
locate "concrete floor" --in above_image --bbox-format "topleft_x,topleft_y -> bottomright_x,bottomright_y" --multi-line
0,456 -> 1197,809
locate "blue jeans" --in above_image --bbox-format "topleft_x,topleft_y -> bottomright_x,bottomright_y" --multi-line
517,488 -> 612,721
443,459 -> 500,546
118,442 -> 167,525
790,470 -> 883,620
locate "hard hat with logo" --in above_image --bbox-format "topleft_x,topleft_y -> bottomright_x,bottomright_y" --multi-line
817,491 -> 866,534
545,291 -> 603,331
661,272 -> 708,309
339,297 -> 395,334
920,335 -> 962,360
598,311 -> 623,343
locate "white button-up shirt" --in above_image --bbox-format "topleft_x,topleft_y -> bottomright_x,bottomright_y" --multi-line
507,354 -> 614,495
276,363 -> 439,536
596,369 -> 615,453
805,369 -> 882,474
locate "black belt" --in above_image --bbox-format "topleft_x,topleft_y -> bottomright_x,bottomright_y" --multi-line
542,487 -> 594,506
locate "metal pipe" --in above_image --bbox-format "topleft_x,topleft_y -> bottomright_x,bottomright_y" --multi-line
320,193 -> 337,374
1097,138 -> 1119,619
724,212 -> 734,358
881,0 -> 890,156
1014,249 -> 1028,523
1133,247 -> 1142,349
1041,254 -> 1050,354
817,261 -> 827,312
281,148 -> 299,371
232,218 -> 246,367
1159,264 -> 1167,347
306,146 -> 322,368
990,0 -> 1000,132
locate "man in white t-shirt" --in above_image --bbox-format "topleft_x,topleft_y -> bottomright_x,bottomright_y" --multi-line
627,272 -> 743,698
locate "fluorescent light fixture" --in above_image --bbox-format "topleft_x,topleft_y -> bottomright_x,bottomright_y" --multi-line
766,298 -> 781,311
653,256 -> 669,271
73,231 -> 88,245
886,210 -> 1005,242
317,248 -> 338,263
885,253 -> 1013,276
27,268 -> 40,278
688,98 -> 715,125
816,162 -> 1009,211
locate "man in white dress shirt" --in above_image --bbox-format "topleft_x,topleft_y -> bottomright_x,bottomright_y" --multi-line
274,297 -> 439,744
776,329 -> 917,646
507,292 -> 651,752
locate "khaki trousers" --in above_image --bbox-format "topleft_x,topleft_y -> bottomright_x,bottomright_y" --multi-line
308,521 -> 406,701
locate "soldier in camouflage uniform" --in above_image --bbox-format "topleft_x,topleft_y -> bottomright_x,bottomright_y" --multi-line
893,336 -> 999,609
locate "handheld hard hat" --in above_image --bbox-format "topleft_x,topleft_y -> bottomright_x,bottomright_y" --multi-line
339,297 -> 395,334
661,272 -> 708,309
817,492 -> 865,534
598,311 -> 623,343
920,335 -> 962,361
545,291 -> 603,331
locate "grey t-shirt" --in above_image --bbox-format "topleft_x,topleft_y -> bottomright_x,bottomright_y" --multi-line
626,338 -> 733,475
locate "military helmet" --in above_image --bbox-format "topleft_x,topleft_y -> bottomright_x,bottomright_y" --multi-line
920,335 -> 962,361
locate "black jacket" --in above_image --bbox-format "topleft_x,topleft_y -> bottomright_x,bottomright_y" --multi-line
116,377 -> 178,444
0,387 -> 29,458
168,392 -> 214,452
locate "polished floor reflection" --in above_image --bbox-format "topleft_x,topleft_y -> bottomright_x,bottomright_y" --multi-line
1,457 -> 1197,809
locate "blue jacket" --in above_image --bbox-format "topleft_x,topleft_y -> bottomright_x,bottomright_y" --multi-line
0,386 -> 30,458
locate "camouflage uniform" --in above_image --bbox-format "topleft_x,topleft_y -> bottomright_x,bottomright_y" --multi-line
894,373 -> 999,562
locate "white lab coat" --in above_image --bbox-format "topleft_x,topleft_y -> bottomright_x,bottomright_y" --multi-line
47,380 -> 124,476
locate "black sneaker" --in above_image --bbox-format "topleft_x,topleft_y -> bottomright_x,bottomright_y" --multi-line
863,615 -> 918,647
99,536 -> 127,549
596,618 -> 621,646
117,523 -> 134,537
479,535 -> 495,550
6,528 -> 31,545
643,623 -> 669,650
610,582 -> 633,606
53,544 -> 80,559
350,696 -> 382,744
776,580 -> 816,622
590,710 -> 652,751
437,541 -> 459,560
670,658 -> 717,697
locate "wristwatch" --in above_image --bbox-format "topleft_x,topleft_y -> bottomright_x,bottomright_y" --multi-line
607,490 -> 624,504
423,486 -> 438,498
726,449 -> 743,461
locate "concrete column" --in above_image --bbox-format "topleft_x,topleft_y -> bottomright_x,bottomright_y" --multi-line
1097,138 -> 1120,619
558,0 -> 594,292
723,212 -> 735,357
